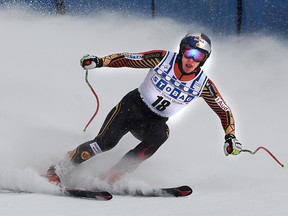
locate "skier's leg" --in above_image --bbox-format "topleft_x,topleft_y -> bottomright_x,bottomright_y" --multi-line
69,89 -> 140,163
70,101 -> 130,164
45,91 -> 133,183
106,121 -> 169,183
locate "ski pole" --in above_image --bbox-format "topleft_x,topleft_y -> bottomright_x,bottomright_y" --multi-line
241,146 -> 285,168
83,70 -> 100,132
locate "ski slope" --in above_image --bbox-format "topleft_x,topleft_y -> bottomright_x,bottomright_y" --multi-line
0,8 -> 288,216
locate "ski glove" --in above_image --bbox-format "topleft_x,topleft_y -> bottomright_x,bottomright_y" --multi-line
80,54 -> 103,70
224,134 -> 242,156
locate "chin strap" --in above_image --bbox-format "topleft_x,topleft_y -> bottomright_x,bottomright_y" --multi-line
241,146 -> 284,168
83,70 -> 100,132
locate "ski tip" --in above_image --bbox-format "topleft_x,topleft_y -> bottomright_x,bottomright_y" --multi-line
176,185 -> 193,197
160,185 -> 193,197
98,191 -> 113,200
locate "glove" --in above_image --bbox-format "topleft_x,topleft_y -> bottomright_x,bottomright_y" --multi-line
80,54 -> 102,70
223,134 -> 242,156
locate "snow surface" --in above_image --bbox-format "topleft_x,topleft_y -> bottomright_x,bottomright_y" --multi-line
0,8 -> 288,216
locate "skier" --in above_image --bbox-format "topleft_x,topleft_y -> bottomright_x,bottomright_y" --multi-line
46,33 -> 242,185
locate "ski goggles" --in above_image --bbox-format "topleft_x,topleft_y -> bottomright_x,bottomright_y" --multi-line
183,48 -> 207,62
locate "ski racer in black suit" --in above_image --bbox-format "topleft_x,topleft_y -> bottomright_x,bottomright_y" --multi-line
46,33 -> 242,184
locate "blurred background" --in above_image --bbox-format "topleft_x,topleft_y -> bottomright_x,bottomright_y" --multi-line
0,0 -> 287,38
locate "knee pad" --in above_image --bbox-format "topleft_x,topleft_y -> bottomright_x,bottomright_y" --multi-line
70,141 -> 102,164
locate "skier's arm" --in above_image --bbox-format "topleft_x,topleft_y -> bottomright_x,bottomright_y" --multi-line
201,79 -> 242,155
101,50 -> 166,68
80,50 -> 167,70
201,79 -> 235,136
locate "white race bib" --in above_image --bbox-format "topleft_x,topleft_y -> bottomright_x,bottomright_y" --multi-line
139,51 -> 208,117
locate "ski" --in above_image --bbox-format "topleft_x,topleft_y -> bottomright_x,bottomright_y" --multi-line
63,188 -> 113,200
159,185 -> 193,197
1,185 -> 191,199
0,187 -> 113,201
116,185 -> 193,197
41,172 -> 113,200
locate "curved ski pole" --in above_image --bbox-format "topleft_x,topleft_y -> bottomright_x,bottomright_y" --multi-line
241,146 -> 285,168
83,70 -> 100,132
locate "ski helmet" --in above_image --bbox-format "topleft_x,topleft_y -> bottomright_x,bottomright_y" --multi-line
179,33 -> 212,66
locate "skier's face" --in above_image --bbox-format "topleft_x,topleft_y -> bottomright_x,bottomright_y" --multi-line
181,55 -> 200,73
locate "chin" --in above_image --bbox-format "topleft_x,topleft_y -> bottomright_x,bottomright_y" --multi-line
184,68 -> 195,73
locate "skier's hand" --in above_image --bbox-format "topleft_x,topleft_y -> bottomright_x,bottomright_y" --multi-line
80,54 -> 102,70
224,134 -> 242,156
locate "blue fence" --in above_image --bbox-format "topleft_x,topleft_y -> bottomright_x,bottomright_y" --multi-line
1,0 -> 287,38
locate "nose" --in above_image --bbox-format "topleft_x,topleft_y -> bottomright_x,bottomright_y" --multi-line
187,57 -> 197,63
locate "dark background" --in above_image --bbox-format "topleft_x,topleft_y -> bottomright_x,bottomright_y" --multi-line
0,0 -> 287,38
